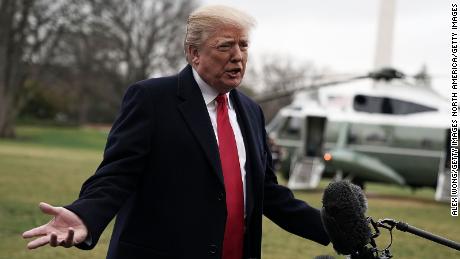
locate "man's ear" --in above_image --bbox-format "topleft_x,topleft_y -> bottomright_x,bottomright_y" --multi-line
188,45 -> 200,65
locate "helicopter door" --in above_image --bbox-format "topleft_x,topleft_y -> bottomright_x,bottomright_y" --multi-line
287,116 -> 327,190
304,116 -> 327,157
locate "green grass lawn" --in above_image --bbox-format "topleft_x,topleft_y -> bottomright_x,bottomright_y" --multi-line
0,126 -> 459,259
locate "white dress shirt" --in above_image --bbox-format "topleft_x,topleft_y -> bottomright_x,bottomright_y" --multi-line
192,68 -> 247,212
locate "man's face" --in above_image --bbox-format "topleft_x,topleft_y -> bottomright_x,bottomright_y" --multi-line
191,26 -> 249,93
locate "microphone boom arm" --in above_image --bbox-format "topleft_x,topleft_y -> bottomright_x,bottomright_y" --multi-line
377,219 -> 460,251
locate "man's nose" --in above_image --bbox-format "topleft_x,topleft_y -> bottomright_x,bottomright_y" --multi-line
230,45 -> 243,62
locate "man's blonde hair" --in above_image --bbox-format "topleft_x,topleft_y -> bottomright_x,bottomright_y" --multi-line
184,5 -> 256,63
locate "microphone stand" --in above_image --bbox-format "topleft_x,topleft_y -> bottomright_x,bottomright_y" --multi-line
347,218 -> 393,259
352,218 -> 460,259
376,218 -> 460,251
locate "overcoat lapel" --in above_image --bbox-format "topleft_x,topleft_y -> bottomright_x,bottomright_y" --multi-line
176,66 -> 224,186
230,90 -> 262,222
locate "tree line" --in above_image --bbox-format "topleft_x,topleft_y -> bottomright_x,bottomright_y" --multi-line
0,0 -> 197,138
0,0 -> 325,139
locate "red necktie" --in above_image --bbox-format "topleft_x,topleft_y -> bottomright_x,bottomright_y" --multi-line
216,94 -> 244,259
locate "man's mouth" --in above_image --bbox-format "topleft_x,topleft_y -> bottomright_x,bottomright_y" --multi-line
226,68 -> 242,78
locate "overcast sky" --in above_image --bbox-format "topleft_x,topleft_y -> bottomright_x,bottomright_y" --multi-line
202,0 -> 449,95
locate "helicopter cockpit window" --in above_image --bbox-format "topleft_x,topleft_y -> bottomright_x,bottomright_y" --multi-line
266,113 -> 283,134
353,95 -> 436,114
278,116 -> 302,140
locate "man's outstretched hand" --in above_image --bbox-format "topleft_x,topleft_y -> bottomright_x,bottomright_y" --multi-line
22,202 -> 88,249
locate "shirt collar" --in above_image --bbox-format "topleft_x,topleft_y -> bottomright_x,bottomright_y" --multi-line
192,68 -> 233,109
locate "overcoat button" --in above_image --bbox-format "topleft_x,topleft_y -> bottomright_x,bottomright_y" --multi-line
217,192 -> 224,201
208,244 -> 217,255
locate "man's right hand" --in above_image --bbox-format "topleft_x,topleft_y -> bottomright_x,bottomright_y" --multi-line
22,202 -> 88,249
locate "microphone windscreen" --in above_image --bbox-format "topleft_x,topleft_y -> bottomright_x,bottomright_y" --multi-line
321,180 -> 372,255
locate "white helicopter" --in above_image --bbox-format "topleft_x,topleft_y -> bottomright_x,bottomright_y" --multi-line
261,0 -> 451,201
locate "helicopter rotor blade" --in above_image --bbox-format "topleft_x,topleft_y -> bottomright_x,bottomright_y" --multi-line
254,75 -> 367,104
253,67 -> 414,104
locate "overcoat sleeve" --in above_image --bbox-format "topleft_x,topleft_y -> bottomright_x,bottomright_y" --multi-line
259,107 -> 330,246
65,84 -> 155,249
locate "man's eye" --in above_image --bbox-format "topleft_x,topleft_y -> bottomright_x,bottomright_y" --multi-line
240,42 -> 249,50
217,44 -> 232,51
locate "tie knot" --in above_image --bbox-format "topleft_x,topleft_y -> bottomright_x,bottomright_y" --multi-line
216,94 -> 228,106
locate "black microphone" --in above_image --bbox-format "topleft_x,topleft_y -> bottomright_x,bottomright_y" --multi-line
321,180 -> 460,258
321,180 -> 373,257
